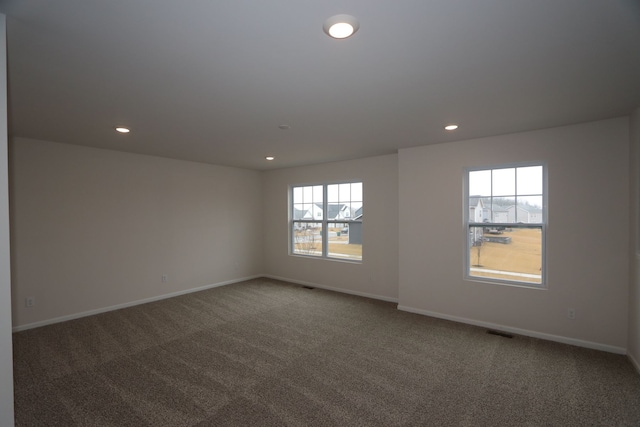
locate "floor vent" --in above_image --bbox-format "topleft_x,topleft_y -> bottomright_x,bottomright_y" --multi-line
487,330 -> 514,339
302,286 -> 315,290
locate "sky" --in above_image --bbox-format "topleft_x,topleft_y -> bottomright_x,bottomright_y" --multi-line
469,166 -> 543,208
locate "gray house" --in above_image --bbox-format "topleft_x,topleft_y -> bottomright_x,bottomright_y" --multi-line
348,207 -> 363,245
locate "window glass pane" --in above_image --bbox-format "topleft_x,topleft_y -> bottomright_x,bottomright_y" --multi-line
338,183 -> 351,202
293,186 -> 303,204
298,203 -> 312,219
469,170 -> 491,197
351,182 -> 363,202
517,166 -> 543,195
313,185 -> 323,203
516,196 -> 543,223
466,165 -> 544,286
469,225 -> 542,285
292,222 -> 323,257
327,223 -> 362,261
302,186 -> 313,203
293,204 -> 306,219
327,184 -> 339,203
325,203 -> 339,219
352,202 -> 363,218
291,182 -> 363,262
492,168 -> 515,196
340,203 -> 351,219
490,197 -> 514,223
485,197 -> 512,223
468,197 -> 487,223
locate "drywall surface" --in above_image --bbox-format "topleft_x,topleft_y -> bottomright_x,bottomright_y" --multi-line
398,118 -> 630,350
10,138 -> 263,328
0,13 -> 15,426
262,154 -> 399,301
630,108 -> 640,369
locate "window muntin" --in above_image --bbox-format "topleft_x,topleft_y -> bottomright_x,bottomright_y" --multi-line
291,182 -> 362,261
466,164 -> 545,287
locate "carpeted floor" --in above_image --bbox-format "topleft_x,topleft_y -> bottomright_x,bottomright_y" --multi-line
12,278 -> 640,426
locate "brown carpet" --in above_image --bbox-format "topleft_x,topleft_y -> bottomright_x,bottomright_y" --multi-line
12,278 -> 640,426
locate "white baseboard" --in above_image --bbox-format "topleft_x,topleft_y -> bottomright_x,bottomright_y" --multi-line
629,351 -> 640,375
13,276 -> 633,362
263,274 -> 399,303
397,305 -> 627,355
12,275 -> 262,333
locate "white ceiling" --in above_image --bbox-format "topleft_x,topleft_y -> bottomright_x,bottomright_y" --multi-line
2,0 -> 640,170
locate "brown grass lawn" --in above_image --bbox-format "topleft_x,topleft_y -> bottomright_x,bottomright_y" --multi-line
470,228 -> 542,283
293,228 -> 362,259
293,241 -> 362,259
293,228 -> 539,270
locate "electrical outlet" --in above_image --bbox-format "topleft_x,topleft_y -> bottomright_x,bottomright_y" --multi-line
567,308 -> 575,320
161,274 -> 168,283
25,297 -> 35,308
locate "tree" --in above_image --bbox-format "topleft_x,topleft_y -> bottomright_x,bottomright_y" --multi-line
473,235 -> 483,267
294,225 -> 318,254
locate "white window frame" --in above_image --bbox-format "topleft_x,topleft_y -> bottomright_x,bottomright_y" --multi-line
290,182 -> 363,262
463,162 -> 547,288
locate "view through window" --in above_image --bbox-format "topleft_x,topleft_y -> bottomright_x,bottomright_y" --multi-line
466,165 -> 545,286
291,182 -> 363,261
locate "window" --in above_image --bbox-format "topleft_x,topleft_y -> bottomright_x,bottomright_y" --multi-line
465,164 -> 546,287
291,182 -> 363,261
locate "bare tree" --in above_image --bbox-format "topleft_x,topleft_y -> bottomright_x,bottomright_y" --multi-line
472,232 -> 483,267
294,226 -> 318,254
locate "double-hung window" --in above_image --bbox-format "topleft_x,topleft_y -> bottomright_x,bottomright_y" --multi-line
465,164 -> 546,287
291,182 -> 363,261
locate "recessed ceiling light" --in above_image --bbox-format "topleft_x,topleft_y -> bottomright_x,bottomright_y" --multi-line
444,124 -> 459,131
278,125 -> 291,130
323,14 -> 359,39
266,156 -> 275,161
115,127 -> 130,133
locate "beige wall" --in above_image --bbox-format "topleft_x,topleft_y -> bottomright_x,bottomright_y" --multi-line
262,154 -> 399,301
8,115 -> 638,362
630,108 -> 640,370
10,137 -> 263,329
0,14 -> 15,426
398,118 -> 630,352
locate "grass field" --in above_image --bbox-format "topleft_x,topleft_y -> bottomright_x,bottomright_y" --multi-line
470,228 -> 542,284
293,227 -> 541,276
293,228 -> 362,260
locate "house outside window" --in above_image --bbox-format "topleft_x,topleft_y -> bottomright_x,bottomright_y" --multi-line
465,164 -> 546,287
291,182 -> 363,261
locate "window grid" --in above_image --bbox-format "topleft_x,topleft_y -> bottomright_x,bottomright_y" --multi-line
465,164 -> 546,287
291,182 -> 363,261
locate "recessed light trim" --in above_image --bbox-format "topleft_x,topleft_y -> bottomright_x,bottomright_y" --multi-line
444,124 -> 459,131
265,156 -> 275,161
323,14 -> 359,39
115,127 -> 130,133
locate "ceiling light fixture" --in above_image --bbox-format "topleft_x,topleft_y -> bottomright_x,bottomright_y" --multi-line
323,14 -> 359,39
444,124 -> 459,131
115,127 -> 130,133
265,156 -> 275,161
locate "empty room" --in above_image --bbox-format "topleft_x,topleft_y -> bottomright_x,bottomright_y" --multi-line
1,1 -> 640,426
